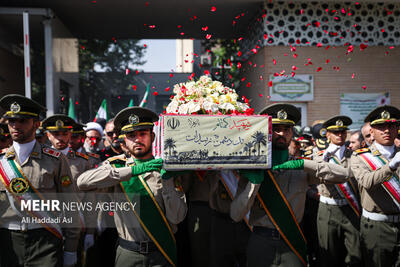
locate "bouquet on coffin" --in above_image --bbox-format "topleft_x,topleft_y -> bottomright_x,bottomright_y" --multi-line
155,75 -> 272,170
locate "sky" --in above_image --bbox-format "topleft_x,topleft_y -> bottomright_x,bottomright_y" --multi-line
133,39 -> 176,72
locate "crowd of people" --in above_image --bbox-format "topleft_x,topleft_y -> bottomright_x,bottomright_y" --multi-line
0,93 -> 400,267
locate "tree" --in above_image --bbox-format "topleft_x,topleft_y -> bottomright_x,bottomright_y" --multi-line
244,142 -> 254,156
164,138 -> 177,156
79,39 -> 147,121
252,131 -> 267,156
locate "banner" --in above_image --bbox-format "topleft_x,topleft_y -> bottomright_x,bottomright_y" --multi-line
160,115 -> 271,170
340,93 -> 390,130
269,75 -> 313,101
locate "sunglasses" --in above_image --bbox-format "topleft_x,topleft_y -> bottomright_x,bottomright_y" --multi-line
106,131 -> 120,137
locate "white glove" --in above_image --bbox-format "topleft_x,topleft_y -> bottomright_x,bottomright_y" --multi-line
389,152 -> 400,170
323,144 -> 340,162
84,234 -> 95,251
63,251 -> 77,266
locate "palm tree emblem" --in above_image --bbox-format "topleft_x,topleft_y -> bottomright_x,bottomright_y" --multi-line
244,142 -> 254,156
252,131 -> 267,156
164,138 -> 177,157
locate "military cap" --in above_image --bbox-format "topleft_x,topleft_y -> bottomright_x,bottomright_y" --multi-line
0,123 -> 9,137
42,114 -> 75,132
364,105 -> 400,126
312,123 -> 329,150
0,94 -> 46,119
114,106 -> 158,133
72,122 -> 86,135
35,126 -> 45,137
301,126 -> 313,138
259,103 -> 301,125
323,115 -> 352,132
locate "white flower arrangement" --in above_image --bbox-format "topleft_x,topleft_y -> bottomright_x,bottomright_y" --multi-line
166,75 -> 253,115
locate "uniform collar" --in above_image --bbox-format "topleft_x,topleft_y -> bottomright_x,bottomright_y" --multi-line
10,139 -> 37,161
372,142 -> 395,159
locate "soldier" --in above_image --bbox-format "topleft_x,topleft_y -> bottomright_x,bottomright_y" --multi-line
350,105 -> 400,267
0,94 -> 81,267
69,122 -> 101,168
230,103 -> 352,267
208,170 -> 251,267
315,116 -> 361,267
77,107 -> 187,267
0,122 -> 12,149
42,114 -> 97,266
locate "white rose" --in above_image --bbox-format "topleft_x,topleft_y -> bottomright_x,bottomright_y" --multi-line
202,100 -> 219,113
166,100 -> 179,113
178,103 -> 189,114
187,101 -> 201,114
219,102 -> 236,111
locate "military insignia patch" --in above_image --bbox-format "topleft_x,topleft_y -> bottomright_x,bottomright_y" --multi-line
55,120 -> 64,128
75,151 -> 89,160
355,148 -> 370,154
336,120 -> 344,127
43,147 -> 61,158
9,178 -> 29,194
87,152 -> 100,159
381,110 -> 390,120
129,114 -> 140,125
277,109 -> 287,120
61,176 -> 72,187
10,102 -> 21,113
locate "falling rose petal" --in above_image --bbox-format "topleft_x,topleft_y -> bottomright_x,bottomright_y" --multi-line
241,77 -> 246,82
206,34 -> 212,39
211,6 -> 216,12
259,76 -> 263,80
258,94 -> 263,97
153,92 -> 158,96
381,29 -> 385,32
362,85 -> 367,90
316,67 -> 322,72
180,32 -> 185,36
125,69 -> 129,75
293,54 -> 298,58
246,82 -> 251,88
273,59 -> 277,65
292,65 -> 297,71
165,87 -> 170,92
177,25 -> 182,28
360,43 -> 368,51
237,51 -> 242,57
118,96 -> 121,99
75,101 -> 78,105
204,70 -> 210,75
326,59 -> 330,64
317,42 -> 322,47
251,48 -> 257,54
291,72 -> 296,77
351,73 -> 355,79
202,26 -> 208,31
268,81 -> 273,87
300,9 -> 303,15
314,21 -> 320,27
149,25 -> 156,29
145,1 -> 149,6
390,46 -> 394,49
169,73 -> 174,78
296,39 -> 301,44
132,85 -> 137,90
237,62 -> 242,69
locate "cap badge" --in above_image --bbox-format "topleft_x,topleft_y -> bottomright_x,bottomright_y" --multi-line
381,110 -> 390,120
336,120 -> 343,127
320,128 -> 327,137
128,114 -> 139,125
10,102 -> 21,113
277,109 -> 287,120
55,120 -> 64,128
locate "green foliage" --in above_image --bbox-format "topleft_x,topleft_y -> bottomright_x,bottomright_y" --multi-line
202,39 -> 241,88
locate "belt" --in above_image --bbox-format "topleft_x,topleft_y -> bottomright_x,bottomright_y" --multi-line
1,222 -> 44,232
319,195 -> 348,206
362,209 -> 400,223
253,226 -> 281,240
118,238 -> 158,254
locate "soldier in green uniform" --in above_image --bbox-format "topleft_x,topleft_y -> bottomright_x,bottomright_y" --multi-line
0,94 -> 81,267
315,116 -> 361,267
77,107 -> 187,267
350,105 -> 400,267
230,103 -> 353,267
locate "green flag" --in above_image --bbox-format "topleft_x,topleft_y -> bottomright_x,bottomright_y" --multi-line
139,84 -> 150,107
68,98 -> 76,120
128,99 -> 134,107
94,99 -> 109,122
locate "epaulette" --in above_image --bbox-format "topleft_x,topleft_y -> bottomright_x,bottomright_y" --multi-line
43,147 -> 61,158
107,155 -> 127,163
303,149 -> 313,156
87,152 -> 100,159
75,151 -> 89,160
355,148 -> 370,154
317,150 -> 325,156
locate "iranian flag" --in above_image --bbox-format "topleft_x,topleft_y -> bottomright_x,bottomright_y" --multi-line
94,99 -> 109,122
139,84 -> 150,107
